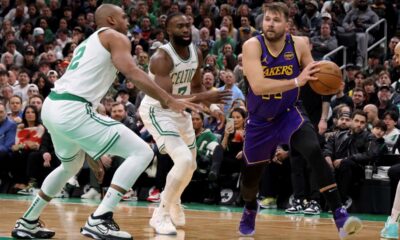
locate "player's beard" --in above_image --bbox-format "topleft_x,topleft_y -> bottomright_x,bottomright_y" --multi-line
173,35 -> 192,46
264,29 -> 286,42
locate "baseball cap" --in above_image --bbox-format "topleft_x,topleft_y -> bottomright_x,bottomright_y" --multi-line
47,70 -> 58,77
117,87 -> 129,95
33,27 -> 45,37
379,85 -> 391,92
321,12 -> 332,19
150,41 -> 163,50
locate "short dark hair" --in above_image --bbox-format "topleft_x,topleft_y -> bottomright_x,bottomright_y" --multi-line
383,110 -> 399,122
265,2 -> 289,21
352,109 -> 368,120
373,120 -> 387,132
166,12 -> 185,28
111,102 -> 127,111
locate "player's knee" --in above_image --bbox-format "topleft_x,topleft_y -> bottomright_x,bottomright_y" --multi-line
170,146 -> 193,171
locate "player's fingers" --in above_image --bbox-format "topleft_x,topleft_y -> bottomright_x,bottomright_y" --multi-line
308,76 -> 319,81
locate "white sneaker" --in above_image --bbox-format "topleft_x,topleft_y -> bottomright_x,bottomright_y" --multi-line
81,188 -> 101,200
170,202 -> 185,227
67,176 -> 80,188
149,207 -> 177,235
80,212 -> 132,240
122,189 -> 137,201
11,218 -> 55,239
54,188 -> 69,198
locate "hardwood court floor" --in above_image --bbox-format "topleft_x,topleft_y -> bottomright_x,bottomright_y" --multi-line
0,194 -> 389,240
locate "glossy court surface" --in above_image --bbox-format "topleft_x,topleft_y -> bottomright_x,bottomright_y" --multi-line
0,194 -> 390,239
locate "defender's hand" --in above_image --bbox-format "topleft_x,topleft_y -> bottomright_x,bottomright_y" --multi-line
202,90 -> 232,105
165,97 -> 203,115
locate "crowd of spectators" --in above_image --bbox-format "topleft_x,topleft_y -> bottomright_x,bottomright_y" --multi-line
2,0 -> 400,215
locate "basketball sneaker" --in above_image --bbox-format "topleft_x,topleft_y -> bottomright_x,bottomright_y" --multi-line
147,187 -> 161,202
380,216 -> 398,239
259,197 -> 277,209
333,207 -> 363,240
81,188 -> 101,200
80,212 -> 132,240
17,182 -> 39,196
303,200 -> 321,215
170,201 -> 185,227
238,206 -> 258,236
149,207 -> 177,235
11,218 -> 55,239
285,198 -> 304,214
121,189 -> 137,201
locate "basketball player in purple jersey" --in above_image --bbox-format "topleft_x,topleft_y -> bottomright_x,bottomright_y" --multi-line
239,3 -> 362,239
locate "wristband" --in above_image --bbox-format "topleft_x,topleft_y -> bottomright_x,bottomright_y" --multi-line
294,78 -> 299,88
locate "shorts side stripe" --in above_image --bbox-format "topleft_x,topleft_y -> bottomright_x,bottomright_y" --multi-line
93,133 -> 120,160
56,152 -> 78,162
149,107 -> 179,136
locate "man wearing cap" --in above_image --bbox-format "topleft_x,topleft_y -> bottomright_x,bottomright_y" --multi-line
0,40 -> 23,67
324,110 -> 379,208
116,87 -> 136,119
32,27 -> 45,53
377,85 -> 399,119
344,63 -> 361,94
301,0 -> 321,36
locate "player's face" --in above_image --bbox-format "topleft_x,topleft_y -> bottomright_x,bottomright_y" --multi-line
263,10 -> 287,42
169,16 -> 192,46
113,7 -> 129,34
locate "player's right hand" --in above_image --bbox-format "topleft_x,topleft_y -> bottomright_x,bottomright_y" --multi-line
166,97 -> 203,115
297,61 -> 320,86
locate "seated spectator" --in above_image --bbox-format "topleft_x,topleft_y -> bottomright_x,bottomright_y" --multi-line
363,104 -> 380,130
10,105 -> 44,191
28,94 -> 44,114
363,78 -> 378,105
2,85 -> 13,113
371,120 -> 389,158
217,70 -> 244,115
383,110 -> 400,152
342,0 -> 379,67
185,111 -> 223,204
301,0 -> 321,36
212,26 -> 235,56
325,111 -> 353,141
377,85 -> 399,119
202,72 -> 216,91
12,69 -> 31,102
36,73 -> 53,98
115,87 -> 136,119
311,23 -> 338,60
324,110 -> 380,208
8,95 -> 23,124
330,81 -> 353,110
351,87 -> 366,110
0,103 -> 16,183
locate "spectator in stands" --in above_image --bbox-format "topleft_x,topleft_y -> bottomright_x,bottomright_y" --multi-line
342,0 -> 380,67
324,110 -> 379,208
0,102 -> 16,182
364,104 -> 380,130
301,0 -> 321,36
215,3 -> 232,28
377,71 -> 392,87
137,52 -> 149,73
370,120 -> 389,158
383,110 -> 400,152
331,81 -> 353,110
352,87 -> 366,110
217,43 -> 237,70
217,70 -> 244,115
310,23 -> 338,60
8,95 -> 22,124
2,85 -> 13,113
36,73 -> 52,98
0,69 -> 9,91
198,27 -> 215,50
116,87 -> 136,119
187,111 -> 223,204
202,16 -> 219,41
212,26 -> 235,55
202,71 -> 216,91
28,94 -> 43,114
32,27 -> 45,53
2,40 -> 23,67
387,37 -> 400,63
10,105 -> 44,191
363,78 -> 378,105
377,85 -> 399,119
221,15 -> 237,42
13,69 -> 30,102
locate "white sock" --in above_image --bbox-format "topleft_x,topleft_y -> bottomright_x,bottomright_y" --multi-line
23,195 -> 49,221
93,187 -> 123,217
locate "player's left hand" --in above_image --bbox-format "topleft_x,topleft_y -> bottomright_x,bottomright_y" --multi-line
166,97 -> 203,115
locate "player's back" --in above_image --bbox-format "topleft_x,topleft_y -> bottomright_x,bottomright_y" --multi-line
246,34 -> 301,120
54,27 -> 118,108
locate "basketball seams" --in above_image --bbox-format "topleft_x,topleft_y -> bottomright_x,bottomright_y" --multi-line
313,73 -> 342,89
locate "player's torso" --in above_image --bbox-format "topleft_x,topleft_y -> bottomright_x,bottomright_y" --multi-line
247,34 -> 301,119
54,27 -> 118,107
143,43 -> 198,107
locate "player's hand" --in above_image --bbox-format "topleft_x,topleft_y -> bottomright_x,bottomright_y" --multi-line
86,154 -> 105,184
318,119 -> 328,135
100,155 -> 113,169
165,97 -> 203,115
297,61 -> 320,86
275,148 -> 288,162
202,90 -> 232,105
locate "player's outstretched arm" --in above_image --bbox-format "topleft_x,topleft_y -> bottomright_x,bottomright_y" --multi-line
242,37 -> 319,95
104,30 -> 200,113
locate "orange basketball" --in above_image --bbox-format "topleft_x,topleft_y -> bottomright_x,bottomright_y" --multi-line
309,61 -> 342,95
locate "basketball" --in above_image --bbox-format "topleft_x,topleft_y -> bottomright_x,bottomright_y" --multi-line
309,61 -> 342,95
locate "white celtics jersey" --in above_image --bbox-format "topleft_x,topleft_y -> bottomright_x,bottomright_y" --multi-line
53,27 -> 118,108
142,42 -> 198,107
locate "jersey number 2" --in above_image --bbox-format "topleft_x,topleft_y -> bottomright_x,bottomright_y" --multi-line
67,46 -> 86,70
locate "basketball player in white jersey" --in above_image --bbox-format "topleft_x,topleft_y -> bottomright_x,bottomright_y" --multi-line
11,5 -> 200,240
139,13 -> 231,235
381,42 -> 400,239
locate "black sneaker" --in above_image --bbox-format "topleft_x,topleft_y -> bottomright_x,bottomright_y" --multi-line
80,212 -> 132,240
303,200 -> 321,215
285,198 -> 304,214
11,218 -> 55,239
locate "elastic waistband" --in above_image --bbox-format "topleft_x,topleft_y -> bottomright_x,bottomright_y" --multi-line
48,91 -> 92,106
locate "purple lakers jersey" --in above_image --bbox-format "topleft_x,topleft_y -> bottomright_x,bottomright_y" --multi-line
246,34 -> 301,119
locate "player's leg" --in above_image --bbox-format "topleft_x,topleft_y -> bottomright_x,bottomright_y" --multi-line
81,123 -> 153,240
290,122 -> 362,239
381,180 -> 400,239
12,148 -> 85,239
238,160 -> 268,236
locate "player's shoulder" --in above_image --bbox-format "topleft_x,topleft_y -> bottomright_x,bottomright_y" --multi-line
242,36 -> 262,52
292,35 -> 309,47
150,47 -> 174,72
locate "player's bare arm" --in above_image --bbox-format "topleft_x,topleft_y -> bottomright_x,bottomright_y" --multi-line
243,37 -> 320,95
150,47 -> 231,105
100,29 -> 200,113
